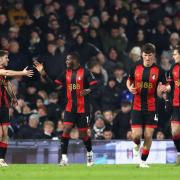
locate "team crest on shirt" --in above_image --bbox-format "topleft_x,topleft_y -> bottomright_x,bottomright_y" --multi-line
152,74 -> 156,80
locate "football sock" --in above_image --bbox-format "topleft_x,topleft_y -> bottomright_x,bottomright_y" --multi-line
141,148 -> 149,161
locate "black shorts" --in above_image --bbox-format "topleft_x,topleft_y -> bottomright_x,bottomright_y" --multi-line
0,106 -> 10,125
131,110 -> 158,128
64,111 -> 90,130
171,107 -> 180,123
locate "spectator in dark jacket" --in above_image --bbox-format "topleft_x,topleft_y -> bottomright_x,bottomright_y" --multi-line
113,101 -> 131,139
18,114 -> 41,139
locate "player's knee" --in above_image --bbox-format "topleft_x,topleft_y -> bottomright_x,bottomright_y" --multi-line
63,127 -> 72,134
0,135 -> 3,142
79,132 -> 87,139
171,129 -> 179,137
1,134 -> 8,142
132,133 -> 141,140
144,132 -> 153,140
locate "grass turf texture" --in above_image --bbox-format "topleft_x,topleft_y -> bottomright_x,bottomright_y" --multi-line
0,164 -> 179,180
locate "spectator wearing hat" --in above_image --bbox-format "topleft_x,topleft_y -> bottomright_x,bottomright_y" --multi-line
46,92 -> 62,126
56,34 -> 70,57
92,114 -> 106,139
17,113 -> 41,139
99,76 -> 121,110
112,101 -> 131,139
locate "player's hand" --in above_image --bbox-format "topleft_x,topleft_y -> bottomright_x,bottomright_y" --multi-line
128,84 -> 137,94
33,60 -> 44,74
80,89 -> 91,96
23,67 -> 34,77
158,83 -> 168,93
11,98 -> 18,107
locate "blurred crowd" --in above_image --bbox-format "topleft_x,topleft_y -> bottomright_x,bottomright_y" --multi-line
0,0 -> 179,140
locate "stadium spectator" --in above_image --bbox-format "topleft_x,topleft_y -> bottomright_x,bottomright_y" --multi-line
113,101 -> 131,139
8,0 -> 28,27
17,114 -> 41,139
92,114 -> 106,140
37,120 -> 55,139
103,128 -> 113,140
156,130 -> 165,140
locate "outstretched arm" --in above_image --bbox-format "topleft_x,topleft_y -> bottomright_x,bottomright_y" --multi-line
33,60 -> 64,87
0,67 -> 33,77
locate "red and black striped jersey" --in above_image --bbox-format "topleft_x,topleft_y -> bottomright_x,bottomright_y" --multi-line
168,63 -> 180,107
0,76 -> 9,108
128,61 -> 166,111
53,67 -> 98,113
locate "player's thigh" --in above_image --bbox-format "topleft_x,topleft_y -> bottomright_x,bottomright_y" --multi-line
63,112 -> 76,132
143,111 -> 157,129
144,127 -> 155,139
131,110 -> 143,128
171,107 -> 180,127
76,113 -> 89,136
0,125 -> 3,139
171,107 -> 180,135
64,112 -> 76,126
0,107 -> 9,138
131,110 -> 143,137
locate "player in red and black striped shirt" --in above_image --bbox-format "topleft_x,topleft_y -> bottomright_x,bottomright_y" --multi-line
167,46 -> 180,165
0,50 -> 33,166
127,43 -> 167,168
34,52 -> 98,166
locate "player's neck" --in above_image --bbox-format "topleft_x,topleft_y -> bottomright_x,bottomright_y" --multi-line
175,59 -> 180,64
0,64 -> 4,69
72,64 -> 80,70
143,62 -> 153,67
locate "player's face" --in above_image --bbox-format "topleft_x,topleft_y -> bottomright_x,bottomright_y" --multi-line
142,52 -> 154,67
65,55 -> 74,69
172,50 -> 180,63
0,55 -> 9,67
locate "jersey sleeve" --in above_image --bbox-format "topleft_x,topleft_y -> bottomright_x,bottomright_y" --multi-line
128,65 -> 136,82
166,65 -> 174,86
158,68 -> 166,84
54,71 -> 66,86
85,69 -> 98,90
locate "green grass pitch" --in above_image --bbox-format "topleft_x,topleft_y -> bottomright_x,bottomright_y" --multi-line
0,164 -> 179,180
